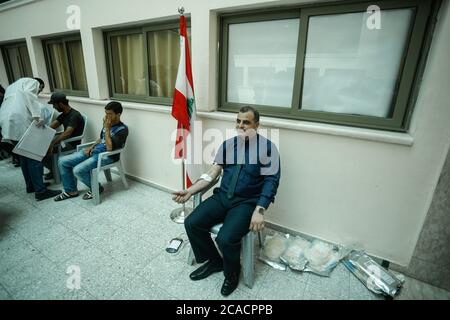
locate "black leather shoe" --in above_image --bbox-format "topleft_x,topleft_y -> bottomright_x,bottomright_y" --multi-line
13,159 -> 20,167
44,172 -> 53,180
220,274 -> 239,296
27,182 -> 51,193
35,189 -> 61,201
189,260 -> 223,281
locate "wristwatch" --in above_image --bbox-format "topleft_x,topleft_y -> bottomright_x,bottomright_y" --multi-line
257,207 -> 265,215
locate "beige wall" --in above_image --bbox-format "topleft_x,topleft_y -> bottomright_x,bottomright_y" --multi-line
1,0 -> 450,266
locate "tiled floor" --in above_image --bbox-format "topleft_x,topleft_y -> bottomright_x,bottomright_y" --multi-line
1,158 -> 449,300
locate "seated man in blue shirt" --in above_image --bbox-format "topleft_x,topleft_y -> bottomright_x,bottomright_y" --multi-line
172,106 -> 281,296
54,101 -> 128,201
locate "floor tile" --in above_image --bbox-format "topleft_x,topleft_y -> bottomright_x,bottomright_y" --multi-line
1,158 -> 449,300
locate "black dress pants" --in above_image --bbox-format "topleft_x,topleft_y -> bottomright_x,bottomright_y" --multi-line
184,188 -> 258,279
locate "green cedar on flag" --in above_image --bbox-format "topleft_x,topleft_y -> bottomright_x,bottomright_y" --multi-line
171,15 -> 197,187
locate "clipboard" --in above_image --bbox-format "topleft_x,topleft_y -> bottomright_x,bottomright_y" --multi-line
13,122 -> 56,161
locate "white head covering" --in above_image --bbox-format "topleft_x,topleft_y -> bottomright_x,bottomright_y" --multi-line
0,78 -> 53,141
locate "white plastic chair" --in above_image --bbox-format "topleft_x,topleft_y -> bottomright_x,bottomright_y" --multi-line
52,114 -> 88,184
76,141 -> 129,205
186,178 -> 262,289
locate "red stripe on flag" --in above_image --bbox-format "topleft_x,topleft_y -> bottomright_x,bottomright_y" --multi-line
186,174 -> 192,188
181,16 -> 195,95
174,121 -> 184,159
172,14 -> 196,187
171,89 -> 190,131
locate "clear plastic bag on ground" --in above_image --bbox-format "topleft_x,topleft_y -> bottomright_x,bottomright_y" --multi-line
259,231 -> 289,271
342,250 -> 404,297
303,239 -> 351,276
280,236 -> 310,271
259,231 -> 351,276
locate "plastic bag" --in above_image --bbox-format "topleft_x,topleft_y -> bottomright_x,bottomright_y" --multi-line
259,231 -> 288,271
342,250 -> 404,297
280,236 -> 310,271
259,232 -> 350,276
303,240 -> 350,276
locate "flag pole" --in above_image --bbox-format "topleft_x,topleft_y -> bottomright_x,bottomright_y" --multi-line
170,6 -> 193,224
170,125 -> 192,224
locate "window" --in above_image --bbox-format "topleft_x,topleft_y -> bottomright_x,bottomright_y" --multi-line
105,21 -> 191,105
1,41 -> 33,83
227,16 -> 299,109
43,35 -> 88,96
220,0 -> 435,131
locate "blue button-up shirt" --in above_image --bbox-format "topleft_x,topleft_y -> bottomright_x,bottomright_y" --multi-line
214,134 -> 281,209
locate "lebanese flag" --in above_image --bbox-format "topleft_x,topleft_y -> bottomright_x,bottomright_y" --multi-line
171,15 -> 197,188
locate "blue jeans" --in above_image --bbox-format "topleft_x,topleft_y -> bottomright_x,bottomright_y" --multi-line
58,150 -> 114,193
19,155 -> 46,194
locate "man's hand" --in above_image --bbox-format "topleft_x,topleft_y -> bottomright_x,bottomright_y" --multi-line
34,118 -> 45,128
172,190 -> 192,204
249,206 -> 265,232
103,115 -> 112,130
84,146 -> 93,157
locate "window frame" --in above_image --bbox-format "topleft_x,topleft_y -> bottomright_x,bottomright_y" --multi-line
219,0 -> 434,132
1,41 -> 33,83
104,20 -> 191,105
42,34 -> 89,97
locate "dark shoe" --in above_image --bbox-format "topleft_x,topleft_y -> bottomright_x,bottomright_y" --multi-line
54,192 -> 79,202
27,182 -> 51,193
12,156 -> 20,167
82,185 -> 104,200
82,191 -> 93,200
220,274 -> 239,296
44,172 -> 53,180
189,260 -> 223,281
0,151 -> 9,160
35,189 -> 61,201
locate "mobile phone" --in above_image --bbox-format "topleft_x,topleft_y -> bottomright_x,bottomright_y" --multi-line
166,238 -> 183,253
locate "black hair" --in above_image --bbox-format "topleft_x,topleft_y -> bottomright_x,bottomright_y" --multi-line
239,105 -> 259,123
105,101 -> 123,114
33,77 -> 45,88
0,84 -> 5,94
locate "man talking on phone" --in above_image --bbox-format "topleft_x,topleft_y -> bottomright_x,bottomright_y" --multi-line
54,101 -> 128,201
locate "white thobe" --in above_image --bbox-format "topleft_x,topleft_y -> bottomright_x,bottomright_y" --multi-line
0,78 -> 53,142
